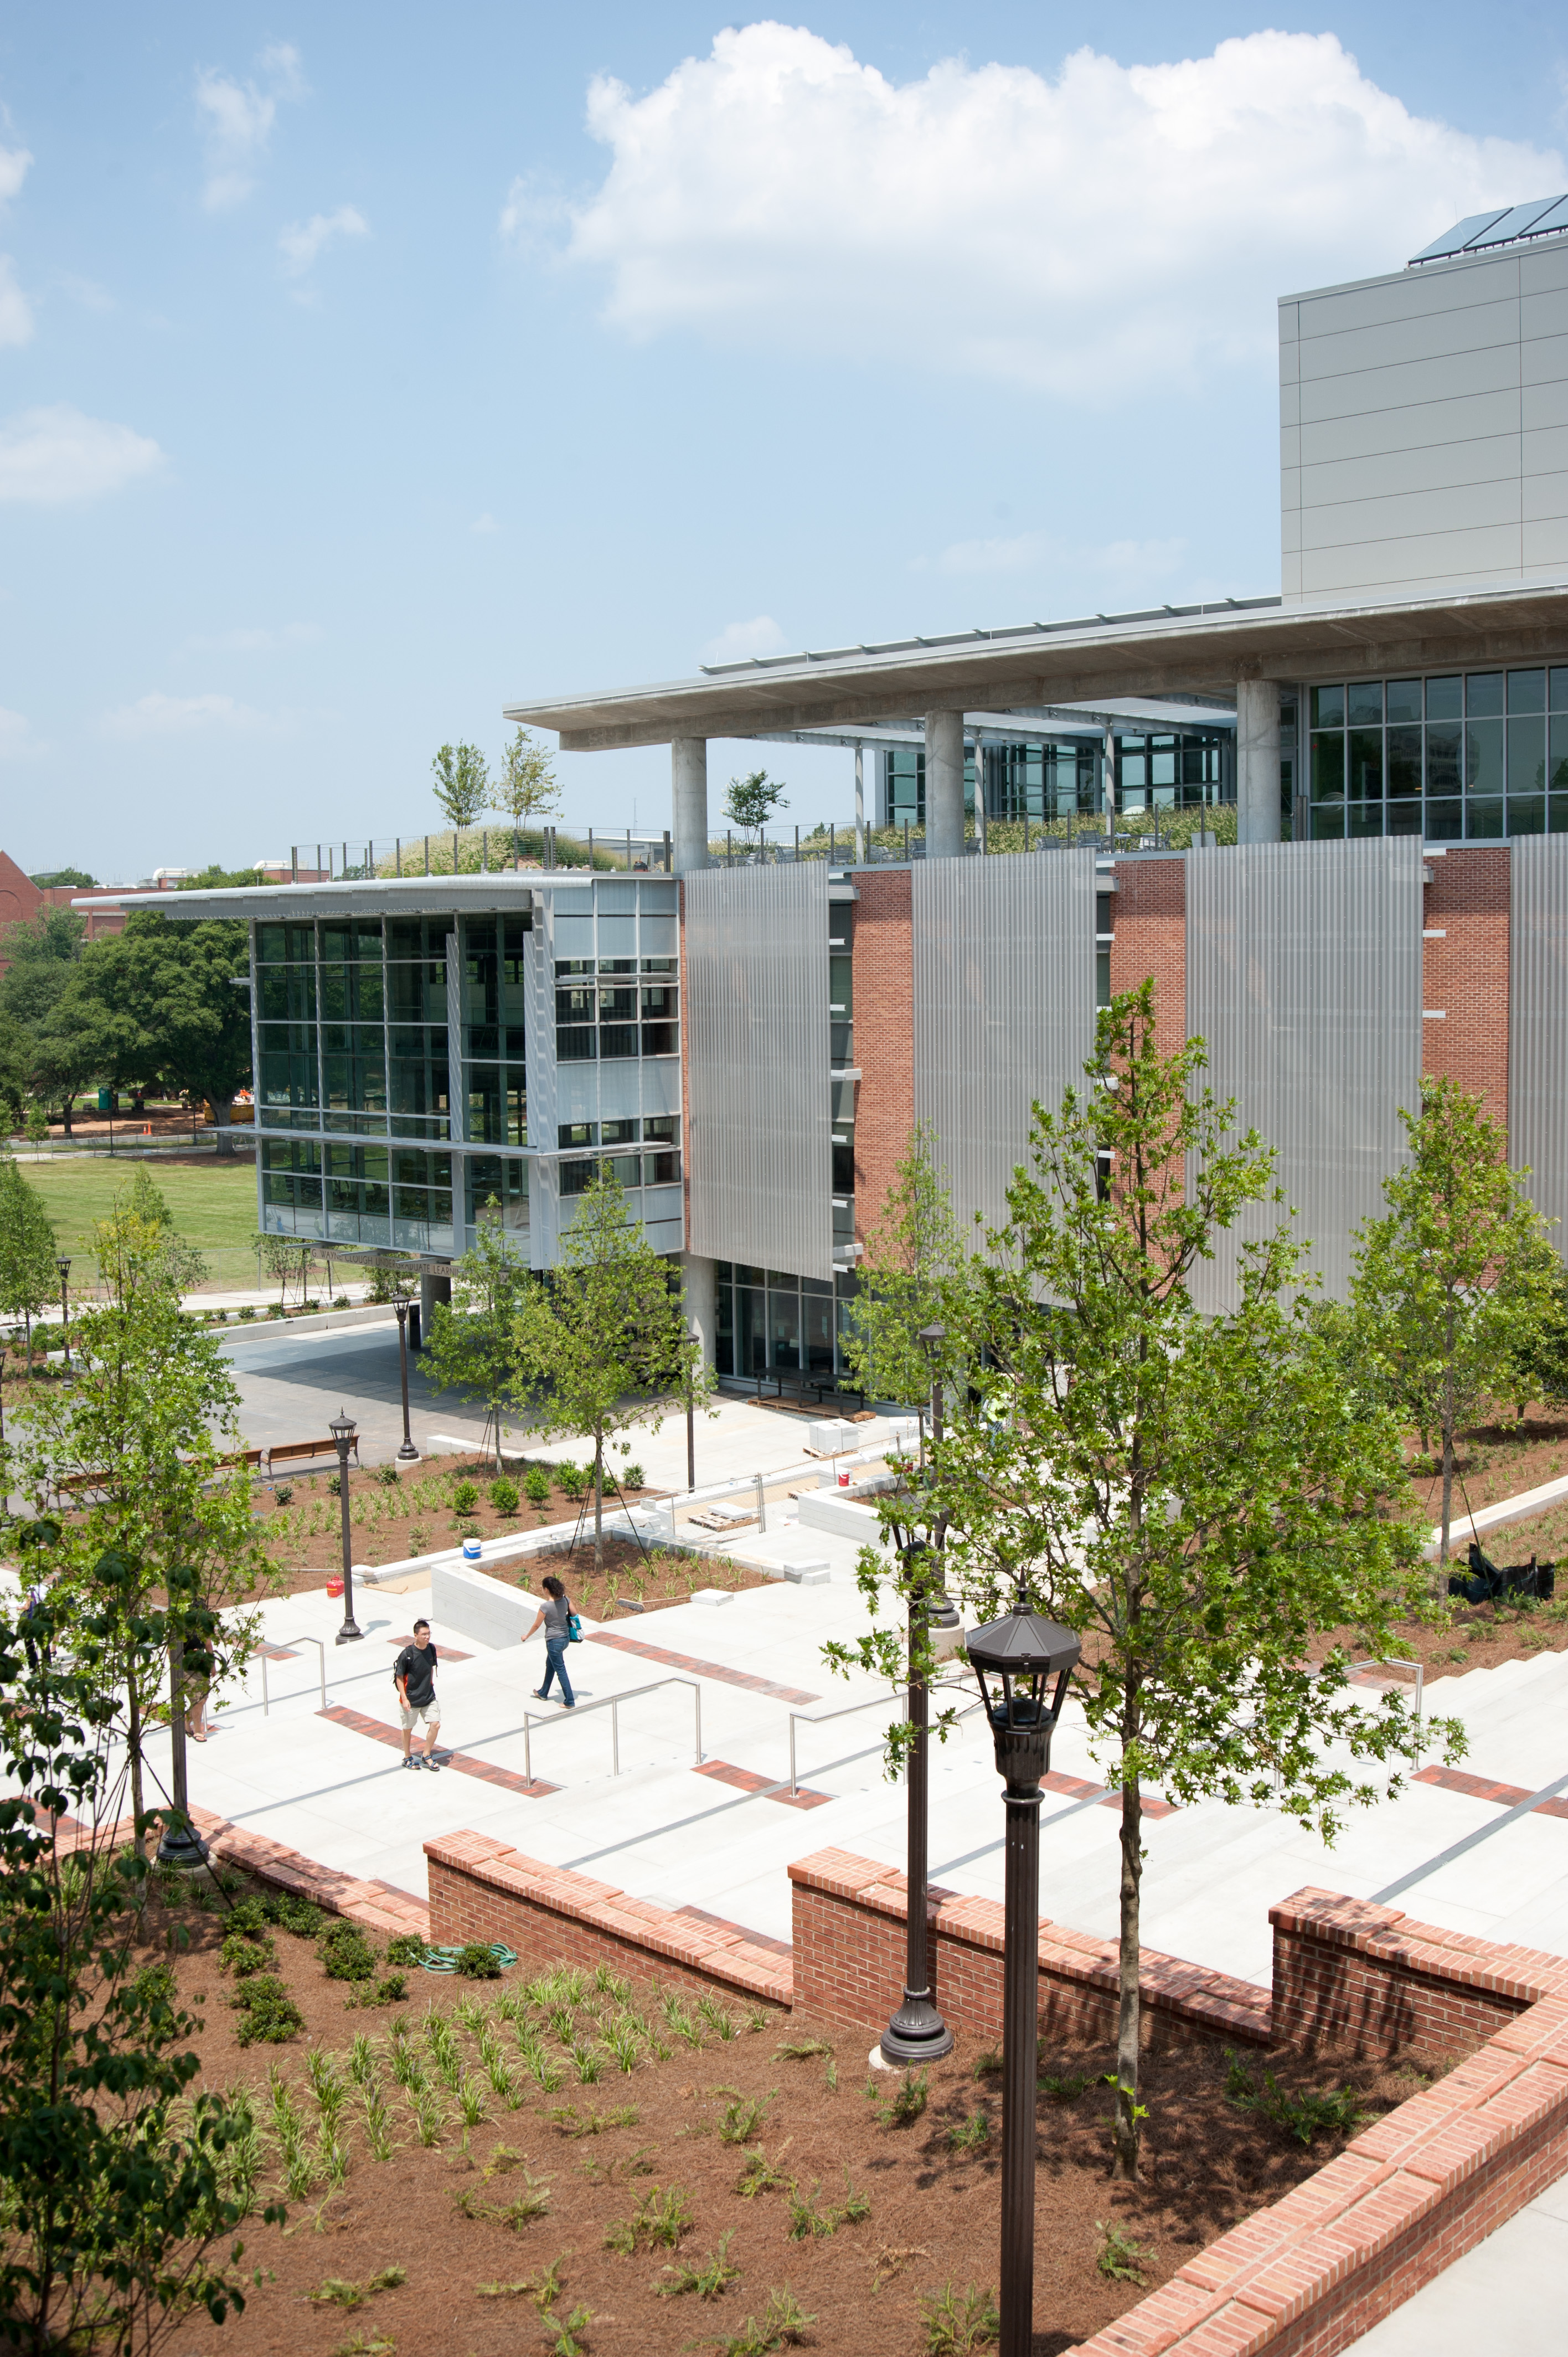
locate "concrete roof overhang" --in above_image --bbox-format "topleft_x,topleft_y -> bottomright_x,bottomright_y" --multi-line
504,578 -> 1568,753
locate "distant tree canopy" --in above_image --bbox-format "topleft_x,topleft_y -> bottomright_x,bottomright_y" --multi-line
29,866 -> 98,888
44,913 -> 253,1136
175,864 -> 275,891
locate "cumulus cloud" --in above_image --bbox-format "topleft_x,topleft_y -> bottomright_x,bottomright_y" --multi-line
278,204 -> 369,279
499,169 -> 571,256
195,42 -> 305,210
0,406 -> 162,503
566,25 -> 1562,391
701,614 -> 790,664
101,692 -> 280,740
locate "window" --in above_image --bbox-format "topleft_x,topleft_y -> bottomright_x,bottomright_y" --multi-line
559,1121 -> 596,1149
1297,671 -> 1568,843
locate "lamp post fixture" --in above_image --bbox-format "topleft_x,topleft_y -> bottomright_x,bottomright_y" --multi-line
392,1295 -> 420,1461
966,1589 -> 1081,2357
329,1409 -> 363,1644
877,1323 -> 962,2070
56,1257 -> 71,1371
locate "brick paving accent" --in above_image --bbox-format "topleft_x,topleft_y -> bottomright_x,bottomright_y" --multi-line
1422,846 -> 1510,1133
1069,1888 -> 1568,2357
424,1830 -> 793,2008
1108,855 -> 1185,1046
848,866 -> 914,1241
258,1641 -> 297,1660
694,1758 -> 832,1809
787,1847 -> 1267,2054
1415,1763 -> 1568,1820
317,1701 -> 558,1797
1043,1767 -> 1178,1819
587,1627 -> 819,1704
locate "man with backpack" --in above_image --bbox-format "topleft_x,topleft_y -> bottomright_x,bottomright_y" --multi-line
394,1618 -> 442,1768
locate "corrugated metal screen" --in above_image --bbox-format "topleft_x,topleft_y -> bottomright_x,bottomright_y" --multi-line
685,864 -> 833,1279
1186,838 -> 1422,1305
1509,835 -> 1568,1252
912,853 -> 1097,1239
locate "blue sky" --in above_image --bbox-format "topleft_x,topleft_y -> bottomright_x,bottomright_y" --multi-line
1,4 -> 1564,877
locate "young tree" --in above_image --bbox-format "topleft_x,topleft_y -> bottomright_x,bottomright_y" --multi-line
421,1213 -> 532,1470
11,1289 -> 273,1850
0,1151 -> 60,1370
494,724 -> 561,854
254,1230 -> 301,1310
904,984 -> 1443,2180
840,1121 -> 973,1439
522,1169 -> 689,1569
0,1588 -> 275,2353
1347,1076 -> 1556,1565
723,767 -> 788,845
93,1170 -> 208,1306
431,741 -> 491,830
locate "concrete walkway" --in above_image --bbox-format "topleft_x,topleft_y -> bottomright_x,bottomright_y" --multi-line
1342,2169 -> 1568,2351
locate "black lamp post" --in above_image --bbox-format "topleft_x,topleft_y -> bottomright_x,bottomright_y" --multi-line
919,1322 -> 963,1648
393,1295 -> 419,1462
56,1256 -> 71,1370
330,1409 -> 363,1644
966,1588 -> 1081,2357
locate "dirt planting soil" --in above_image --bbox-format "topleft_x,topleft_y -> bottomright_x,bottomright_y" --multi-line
134,1869 -> 1458,2357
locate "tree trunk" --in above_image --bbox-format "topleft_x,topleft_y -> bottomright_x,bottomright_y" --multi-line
60,1097 -> 72,1136
1111,1773 -> 1144,2179
592,1433 -> 604,1572
1440,1296 -> 1458,1569
210,1097 -> 236,1157
125,1661 -> 146,1862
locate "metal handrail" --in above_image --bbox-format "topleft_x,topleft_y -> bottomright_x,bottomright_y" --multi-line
260,1634 -> 327,1716
787,1672 -> 978,1796
523,1674 -> 702,1785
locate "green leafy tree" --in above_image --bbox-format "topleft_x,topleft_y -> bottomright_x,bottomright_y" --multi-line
840,1121 -> 973,1438
253,1230 -> 304,1310
0,909 -> 89,1131
431,741 -> 491,830
421,1213 -> 532,1470
889,984 -> 1444,2180
0,1587 -> 276,2353
1347,1076 -> 1556,1564
174,864 -> 272,892
723,768 -> 788,845
49,913 -> 252,1146
522,1169 -> 690,1568
28,866 -> 98,888
0,1151 -> 59,1369
494,725 -> 561,853
11,1288 -> 273,1848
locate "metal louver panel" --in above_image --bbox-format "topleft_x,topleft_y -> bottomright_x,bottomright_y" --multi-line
685,864 -> 832,1280
911,852 -> 1096,1241
1186,838 -> 1422,1306
1509,835 -> 1568,1253
523,903 -> 558,1269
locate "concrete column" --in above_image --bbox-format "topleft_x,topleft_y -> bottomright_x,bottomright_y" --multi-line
672,738 -> 710,874
1102,720 -> 1116,838
419,1266 -> 451,1342
925,710 -> 966,859
853,743 -> 865,864
1235,680 -> 1282,845
679,1250 -> 717,1367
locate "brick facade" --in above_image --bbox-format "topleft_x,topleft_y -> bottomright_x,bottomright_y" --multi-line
848,867 -> 914,1242
1108,854 -> 1187,1045
1420,846 -> 1510,1133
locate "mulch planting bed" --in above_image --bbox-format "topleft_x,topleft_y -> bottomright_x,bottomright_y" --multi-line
134,1867 -> 1457,2357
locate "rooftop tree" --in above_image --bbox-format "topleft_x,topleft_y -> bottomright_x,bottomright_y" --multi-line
431,741 -> 491,830
494,724 -> 561,855
906,982 -> 1448,2180
723,767 -> 788,847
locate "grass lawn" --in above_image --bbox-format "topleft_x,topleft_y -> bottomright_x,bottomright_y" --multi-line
20,1156 -> 259,1258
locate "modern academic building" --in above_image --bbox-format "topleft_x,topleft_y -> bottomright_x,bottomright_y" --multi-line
136,199 -> 1568,1377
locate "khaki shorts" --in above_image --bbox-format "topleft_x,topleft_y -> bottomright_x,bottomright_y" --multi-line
399,1700 -> 441,1731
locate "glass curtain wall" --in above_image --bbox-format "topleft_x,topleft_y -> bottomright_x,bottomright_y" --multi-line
1308,668 -> 1568,841
885,731 -> 1232,826
714,1263 -> 862,1385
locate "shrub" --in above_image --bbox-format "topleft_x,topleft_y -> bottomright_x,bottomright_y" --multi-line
231,1973 -> 305,2045
318,1920 -> 379,1983
347,1973 -> 408,2009
223,1896 -> 271,1937
622,1461 -> 644,1490
489,1476 -> 520,1515
333,1294 -> 352,1309
456,1940 -> 503,1980
264,1891 -> 327,1937
273,1484 -> 294,1508
385,1932 -> 428,1968
328,1473 -> 342,1496
556,1462 -> 586,1501
218,1929 -> 277,1979
238,1304 -> 256,1322
451,1479 -> 480,1515
921,2281 -> 1000,2353
1223,2051 -> 1370,2145
524,1465 -> 551,1506
376,1463 -> 400,1488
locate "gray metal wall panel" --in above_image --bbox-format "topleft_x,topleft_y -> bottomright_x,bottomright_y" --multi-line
1187,838 -> 1423,1306
524,916 -> 558,1269
912,853 -> 1096,1241
685,865 -> 832,1280
1509,836 -> 1568,1252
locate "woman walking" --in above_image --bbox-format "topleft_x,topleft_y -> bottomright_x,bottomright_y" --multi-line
523,1574 -> 576,1708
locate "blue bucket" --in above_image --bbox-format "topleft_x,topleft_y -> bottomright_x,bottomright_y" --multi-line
462,1537 -> 483,1565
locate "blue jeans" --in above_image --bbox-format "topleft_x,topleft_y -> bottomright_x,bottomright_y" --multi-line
540,1635 -> 575,1706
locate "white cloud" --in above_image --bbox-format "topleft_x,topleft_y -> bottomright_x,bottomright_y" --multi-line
567,25 -> 1563,392
701,614 -> 789,664
0,255 -> 32,347
0,144 -> 30,205
0,406 -> 162,503
278,204 -> 369,279
180,622 -> 323,655
499,169 -> 571,256
195,43 -> 305,211
59,273 -> 116,314
470,512 -> 499,535
100,692 -> 280,741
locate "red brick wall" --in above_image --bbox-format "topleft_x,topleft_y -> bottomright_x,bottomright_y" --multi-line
1108,856 -> 1186,1045
1271,1887 -> 1531,2056
849,868 -> 914,1241
1421,847 -> 1509,1133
